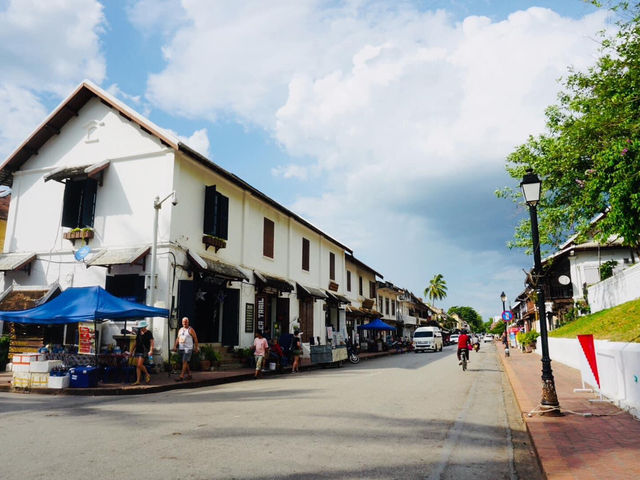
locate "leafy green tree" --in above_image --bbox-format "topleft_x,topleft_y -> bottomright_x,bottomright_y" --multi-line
490,321 -> 506,336
424,274 -> 447,307
447,306 -> 483,332
497,2 -> 640,256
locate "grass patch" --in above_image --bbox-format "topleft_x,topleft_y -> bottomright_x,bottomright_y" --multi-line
550,297 -> 640,343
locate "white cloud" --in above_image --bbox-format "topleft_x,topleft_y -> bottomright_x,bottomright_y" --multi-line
171,128 -> 211,158
0,0 -> 106,159
139,1 -> 610,318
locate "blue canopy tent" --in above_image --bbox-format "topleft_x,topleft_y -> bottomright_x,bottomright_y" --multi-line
0,286 -> 168,324
357,318 -> 395,331
0,286 -> 169,361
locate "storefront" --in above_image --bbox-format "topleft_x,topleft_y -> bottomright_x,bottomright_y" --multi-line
254,271 -> 293,340
177,252 -> 248,346
295,283 -> 326,343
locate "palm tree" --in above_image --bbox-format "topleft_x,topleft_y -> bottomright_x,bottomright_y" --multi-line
425,274 -> 448,307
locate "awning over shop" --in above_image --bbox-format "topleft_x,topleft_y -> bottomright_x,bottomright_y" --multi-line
187,250 -> 248,281
44,159 -> 110,183
0,252 -> 37,272
358,318 -> 396,331
87,246 -> 150,267
296,283 -> 327,300
346,305 -> 383,318
0,286 -> 168,325
254,271 -> 294,292
325,291 -> 351,304
0,284 -> 60,311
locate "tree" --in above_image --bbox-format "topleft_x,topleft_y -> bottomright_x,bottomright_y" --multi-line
497,2 -> 640,256
424,274 -> 447,307
447,306 -> 483,332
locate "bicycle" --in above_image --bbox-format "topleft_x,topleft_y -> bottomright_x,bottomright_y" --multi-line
460,348 -> 468,371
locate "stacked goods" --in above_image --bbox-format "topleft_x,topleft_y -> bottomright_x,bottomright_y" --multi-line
11,354 -> 65,389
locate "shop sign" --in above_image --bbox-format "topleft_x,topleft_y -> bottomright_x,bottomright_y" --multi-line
245,303 -> 255,333
78,322 -> 96,355
256,296 -> 266,333
328,281 -> 339,292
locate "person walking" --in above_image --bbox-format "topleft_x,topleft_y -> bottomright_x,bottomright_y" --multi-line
132,320 -> 154,385
173,317 -> 199,381
252,330 -> 269,378
291,330 -> 302,373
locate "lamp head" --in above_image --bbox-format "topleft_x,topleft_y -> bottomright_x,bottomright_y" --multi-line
520,169 -> 541,206
500,291 -> 507,303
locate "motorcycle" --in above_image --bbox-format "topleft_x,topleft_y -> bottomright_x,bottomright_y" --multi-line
346,340 -> 360,364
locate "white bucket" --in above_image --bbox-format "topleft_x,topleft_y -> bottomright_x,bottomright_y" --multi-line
269,362 -> 276,371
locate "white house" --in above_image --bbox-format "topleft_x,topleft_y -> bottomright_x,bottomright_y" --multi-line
0,81 -> 358,359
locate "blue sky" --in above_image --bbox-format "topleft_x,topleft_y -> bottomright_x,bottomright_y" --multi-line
0,0 -> 612,320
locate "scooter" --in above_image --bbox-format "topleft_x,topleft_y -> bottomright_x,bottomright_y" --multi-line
346,340 -> 360,364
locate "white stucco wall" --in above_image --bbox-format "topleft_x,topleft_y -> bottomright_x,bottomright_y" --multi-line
537,337 -> 640,418
587,262 -> 640,313
568,248 -> 631,301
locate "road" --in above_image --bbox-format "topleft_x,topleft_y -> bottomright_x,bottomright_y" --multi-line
0,343 -> 542,479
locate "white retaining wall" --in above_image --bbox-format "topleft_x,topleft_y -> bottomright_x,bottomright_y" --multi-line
587,262 -> 640,313
536,337 -> 640,418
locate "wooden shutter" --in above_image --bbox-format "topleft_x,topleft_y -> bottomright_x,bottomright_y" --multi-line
329,252 -> 335,280
80,178 -> 97,228
302,238 -> 310,271
263,217 -> 274,258
359,276 -> 363,296
346,271 -> 351,291
369,281 -> 376,299
61,180 -> 83,228
217,193 -> 229,240
203,185 -> 217,236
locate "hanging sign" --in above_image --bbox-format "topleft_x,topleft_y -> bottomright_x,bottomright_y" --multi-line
78,322 -> 96,355
256,296 -> 266,333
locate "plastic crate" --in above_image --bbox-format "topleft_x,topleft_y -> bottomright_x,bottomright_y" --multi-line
69,366 -> 98,388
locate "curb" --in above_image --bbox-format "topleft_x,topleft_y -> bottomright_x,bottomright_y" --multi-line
0,349 -> 401,396
495,346 -> 547,479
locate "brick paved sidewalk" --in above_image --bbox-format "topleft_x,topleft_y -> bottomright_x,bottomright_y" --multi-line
497,342 -> 640,480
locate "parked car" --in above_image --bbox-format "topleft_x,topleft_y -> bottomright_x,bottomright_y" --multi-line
412,327 -> 443,352
449,334 -> 459,345
483,334 -> 493,343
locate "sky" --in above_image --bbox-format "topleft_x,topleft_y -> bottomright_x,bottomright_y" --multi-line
0,0 -> 614,321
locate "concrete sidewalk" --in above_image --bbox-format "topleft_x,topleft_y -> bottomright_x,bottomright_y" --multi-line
497,341 -> 640,480
0,347 -> 401,395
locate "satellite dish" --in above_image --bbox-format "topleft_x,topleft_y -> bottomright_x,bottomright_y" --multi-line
74,245 -> 91,262
558,275 -> 571,286
0,185 -> 12,198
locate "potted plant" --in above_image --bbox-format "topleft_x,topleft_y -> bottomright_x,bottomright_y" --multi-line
524,332 -> 540,353
170,352 -> 182,372
199,345 -> 219,371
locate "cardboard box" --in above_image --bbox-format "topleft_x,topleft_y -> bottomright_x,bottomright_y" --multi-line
12,353 -> 45,365
30,360 -> 63,373
5,362 -> 12,372
11,363 -> 31,373
48,374 -> 70,389
30,372 -> 49,388
12,372 -> 31,388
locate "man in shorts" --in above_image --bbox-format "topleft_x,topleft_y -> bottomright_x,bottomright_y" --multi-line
252,330 -> 269,378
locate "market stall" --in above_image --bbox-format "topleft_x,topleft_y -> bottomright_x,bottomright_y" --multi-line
0,286 -> 168,389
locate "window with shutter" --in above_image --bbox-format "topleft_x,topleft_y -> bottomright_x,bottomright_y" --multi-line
359,276 -> 363,296
369,281 -> 376,299
346,271 -> 351,291
61,178 -> 97,228
263,217 -> 274,258
302,238 -> 310,271
203,185 -> 229,240
385,298 -> 390,315
329,252 -> 335,280
392,300 -> 395,316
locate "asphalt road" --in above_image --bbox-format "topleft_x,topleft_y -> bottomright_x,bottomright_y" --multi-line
0,343 -> 542,480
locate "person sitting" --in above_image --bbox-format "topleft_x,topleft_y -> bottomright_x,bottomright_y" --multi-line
269,337 -> 287,369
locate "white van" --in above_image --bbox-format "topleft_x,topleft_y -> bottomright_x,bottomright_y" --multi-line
412,327 -> 443,352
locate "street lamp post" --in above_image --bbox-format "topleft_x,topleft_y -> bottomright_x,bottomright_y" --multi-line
500,291 -> 507,313
520,169 -> 560,414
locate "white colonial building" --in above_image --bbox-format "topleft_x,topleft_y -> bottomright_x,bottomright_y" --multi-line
0,81 -> 360,359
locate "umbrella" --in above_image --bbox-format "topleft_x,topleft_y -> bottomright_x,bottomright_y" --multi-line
357,318 -> 396,331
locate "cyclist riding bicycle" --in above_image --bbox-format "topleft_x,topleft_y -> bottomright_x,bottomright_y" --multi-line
457,330 -> 473,365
